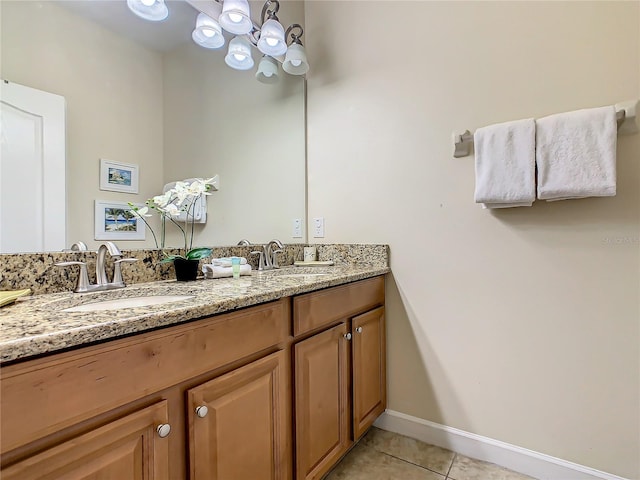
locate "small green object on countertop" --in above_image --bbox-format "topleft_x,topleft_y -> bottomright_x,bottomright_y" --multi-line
231,257 -> 241,279
0,289 -> 32,308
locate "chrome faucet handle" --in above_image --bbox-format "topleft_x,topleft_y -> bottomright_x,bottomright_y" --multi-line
55,261 -> 91,293
271,249 -> 283,269
237,239 -> 252,246
250,250 -> 267,271
113,258 -> 138,286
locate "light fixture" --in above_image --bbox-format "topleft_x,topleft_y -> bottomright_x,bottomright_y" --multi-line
192,12 -> 225,49
256,56 -> 279,84
256,1 -> 287,57
219,0 -> 252,35
225,36 -> 254,70
127,0 -> 309,82
126,0 -> 168,22
283,24 -> 309,75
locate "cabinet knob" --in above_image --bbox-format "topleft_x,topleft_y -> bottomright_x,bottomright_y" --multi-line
355,326 -> 363,333
195,405 -> 209,418
156,423 -> 171,438
344,333 -> 352,340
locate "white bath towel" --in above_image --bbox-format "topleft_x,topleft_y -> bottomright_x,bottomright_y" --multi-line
536,106 -> 617,201
474,118 -> 536,209
202,264 -> 252,278
210,257 -> 248,267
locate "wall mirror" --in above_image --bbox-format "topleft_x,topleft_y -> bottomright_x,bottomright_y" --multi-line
0,0 -> 306,254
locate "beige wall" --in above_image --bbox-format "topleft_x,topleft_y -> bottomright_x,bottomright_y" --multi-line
1,0 -> 164,251
305,1 -> 639,478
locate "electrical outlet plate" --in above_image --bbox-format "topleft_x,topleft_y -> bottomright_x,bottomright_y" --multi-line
313,217 -> 324,238
292,218 -> 302,238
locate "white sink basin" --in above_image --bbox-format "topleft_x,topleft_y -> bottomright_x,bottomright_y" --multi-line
62,295 -> 195,312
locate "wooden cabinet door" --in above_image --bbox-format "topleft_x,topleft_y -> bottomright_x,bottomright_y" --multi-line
1,401 -> 170,480
187,350 -> 289,480
295,322 -> 351,480
352,307 -> 386,440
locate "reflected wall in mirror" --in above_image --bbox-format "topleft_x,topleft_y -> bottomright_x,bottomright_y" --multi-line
0,0 -> 306,254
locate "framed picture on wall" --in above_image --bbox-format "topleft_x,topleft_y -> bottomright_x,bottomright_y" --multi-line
99,159 -> 139,193
94,200 -> 145,240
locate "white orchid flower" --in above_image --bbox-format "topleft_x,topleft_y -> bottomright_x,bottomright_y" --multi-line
151,191 -> 172,208
130,206 -> 151,218
193,177 -> 218,195
162,203 -> 181,216
186,180 -> 207,196
172,182 -> 191,204
134,176 -> 215,257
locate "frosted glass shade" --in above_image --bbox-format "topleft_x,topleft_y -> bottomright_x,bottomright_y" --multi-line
219,0 -> 253,35
256,56 -> 279,84
192,13 -> 225,49
225,36 -> 255,70
257,18 -> 287,56
282,43 -> 309,75
126,0 -> 168,21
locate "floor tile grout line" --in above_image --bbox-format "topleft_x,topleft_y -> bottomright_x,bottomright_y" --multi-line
445,453 -> 457,480
375,450 -> 452,478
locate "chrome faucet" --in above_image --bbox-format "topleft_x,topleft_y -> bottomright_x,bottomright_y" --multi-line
70,241 -> 88,251
266,239 -> 284,269
250,239 -> 284,271
56,241 -> 138,293
61,241 -> 88,253
96,241 -> 122,286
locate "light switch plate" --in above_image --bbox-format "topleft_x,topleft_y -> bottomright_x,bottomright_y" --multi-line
313,217 -> 324,238
292,218 -> 302,238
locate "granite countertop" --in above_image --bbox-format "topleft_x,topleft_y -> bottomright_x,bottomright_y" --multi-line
0,265 -> 389,364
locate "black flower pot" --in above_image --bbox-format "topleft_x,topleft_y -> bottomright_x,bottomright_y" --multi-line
173,258 -> 199,281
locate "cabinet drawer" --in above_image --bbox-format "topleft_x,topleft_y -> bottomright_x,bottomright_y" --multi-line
1,299 -> 289,454
293,276 -> 384,336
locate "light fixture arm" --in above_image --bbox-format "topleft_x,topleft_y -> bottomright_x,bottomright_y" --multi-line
285,23 -> 304,45
261,0 -> 280,24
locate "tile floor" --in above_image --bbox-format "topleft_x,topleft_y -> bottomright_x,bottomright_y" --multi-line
324,427 -> 536,480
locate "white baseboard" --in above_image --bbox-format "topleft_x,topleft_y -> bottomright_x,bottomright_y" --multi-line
373,410 -> 629,480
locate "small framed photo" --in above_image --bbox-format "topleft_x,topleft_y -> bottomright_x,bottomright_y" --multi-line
99,159 -> 139,193
95,201 -> 145,241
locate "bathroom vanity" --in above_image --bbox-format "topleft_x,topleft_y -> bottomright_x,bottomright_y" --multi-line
0,266 -> 388,480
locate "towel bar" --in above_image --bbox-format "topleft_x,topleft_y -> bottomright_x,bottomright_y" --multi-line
453,100 -> 639,158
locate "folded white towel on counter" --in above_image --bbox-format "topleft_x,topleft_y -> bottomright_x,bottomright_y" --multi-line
202,264 -> 252,279
210,257 -> 248,267
536,106 -> 617,201
474,118 -> 536,209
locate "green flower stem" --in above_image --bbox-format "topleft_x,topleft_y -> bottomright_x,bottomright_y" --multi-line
160,215 -> 166,249
188,197 -> 199,253
167,215 -> 186,255
136,215 -> 159,249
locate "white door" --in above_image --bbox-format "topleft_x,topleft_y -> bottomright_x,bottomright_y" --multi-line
0,80 -> 66,253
